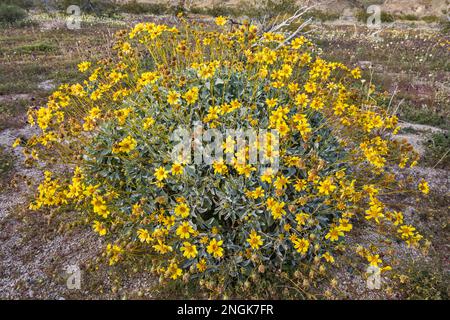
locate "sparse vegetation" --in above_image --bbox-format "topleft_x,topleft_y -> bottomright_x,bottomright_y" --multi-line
0,4 -> 27,25
424,132 -> 450,169
399,260 -> 448,300
401,105 -> 448,130
0,146 -> 14,183
120,0 -> 167,15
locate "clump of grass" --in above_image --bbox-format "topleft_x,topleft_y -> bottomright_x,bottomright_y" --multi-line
439,20 -> 450,34
399,14 -> 419,21
55,0 -> 119,17
0,98 -> 29,130
423,132 -> 450,169
304,9 -> 340,22
400,105 -> 448,129
0,146 -> 15,184
399,260 -> 448,300
190,4 -> 238,17
1,0 -> 34,10
398,127 -> 420,135
0,3 -> 27,25
356,9 -> 395,23
422,15 -> 442,23
14,41 -> 57,54
120,0 -> 167,15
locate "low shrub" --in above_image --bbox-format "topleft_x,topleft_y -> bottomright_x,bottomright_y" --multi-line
424,132 -> 450,169
0,4 -> 27,25
22,17 -> 430,297
55,0 -> 119,17
120,0 -> 167,15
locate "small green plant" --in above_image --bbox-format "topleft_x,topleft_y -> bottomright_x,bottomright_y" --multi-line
55,0 -> 119,17
356,9 -> 394,23
422,15 -> 441,23
0,3 -> 27,25
439,20 -> 450,34
1,0 -> 34,10
192,4 -> 238,18
15,41 -> 57,54
400,14 -> 419,21
120,0 -> 167,15
400,260 -> 448,300
304,10 -> 340,22
401,105 -> 448,129
424,132 -> 450,169
0,146 -> 14,184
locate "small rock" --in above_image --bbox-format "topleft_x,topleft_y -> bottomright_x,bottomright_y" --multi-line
38,80 -> 55,91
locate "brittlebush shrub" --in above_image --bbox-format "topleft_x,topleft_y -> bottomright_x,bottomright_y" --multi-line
21,17 -> 430,296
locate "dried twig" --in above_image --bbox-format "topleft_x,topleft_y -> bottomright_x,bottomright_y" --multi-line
250,4 -> 317,48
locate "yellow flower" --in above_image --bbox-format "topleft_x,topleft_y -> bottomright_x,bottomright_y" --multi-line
152,239 -> 173,254
121,42 -> 132,54
265,98 -> 278,108
215,16 -> 227,26
91,195 -> 109,218
338,218 -> 352,232
143,117 -> 155,130
274,175 -> 290,190
294,93 -> 309,107
322,252 -> 335,263
78,61 -> 91,73
174,203 -> 190,218
180,242 -> 198,259
351,67 -> 362,79
291,37 -> 305,49
366,254 -> 381,267
247,230 -> 263,250
167,262 -> 182,280
269,201 -> 286,220
93,221 -> 107,236
293,238 -> 310,255
106,244 -> 123,265
137,71 -> 159,88
197,258 -> 207,272
418,180 -> 429,195
260,168 -> 274,183
154,166 -> 169,181
365,204 -> 384,224
171,162 -> 184,175
137,228 -> 152,243
112,135 -> 137,153
317,177 -> 336,195
294,179 -> 307,192
213,160 -> 228,175
207,238 -> 224,258
295,212 -> 309,226
12,138 -> 21,148
325,226 -> 344,242
397,225 -> 416,239
250,186 -> 264,199
167,90 -> 181,105
183,87 -> 199,105
176,221 -> 194,239
114,107 -> 132,125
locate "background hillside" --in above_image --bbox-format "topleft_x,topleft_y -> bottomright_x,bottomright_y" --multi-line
134,0 -> 448,17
